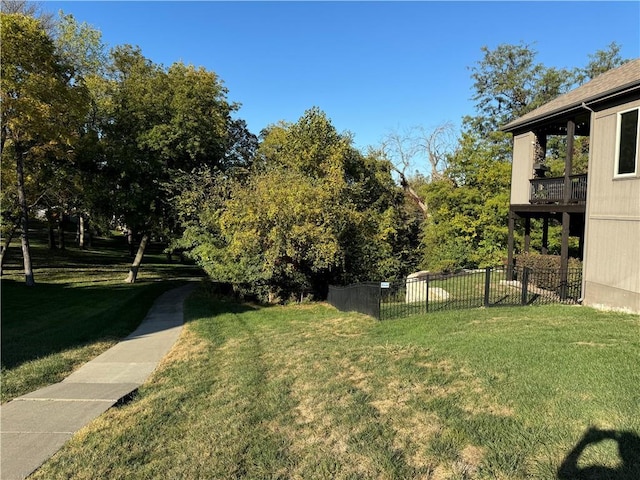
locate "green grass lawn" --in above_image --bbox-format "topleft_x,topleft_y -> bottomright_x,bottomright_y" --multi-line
31,293 -> 640,480
1,224 -> 203,402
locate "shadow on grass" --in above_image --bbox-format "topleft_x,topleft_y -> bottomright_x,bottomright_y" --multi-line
557,427 -> 640,480
1,278 -> 186,370
184,286 -> 262,323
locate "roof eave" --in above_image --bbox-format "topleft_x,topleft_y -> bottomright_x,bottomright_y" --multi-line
501,81 -> 640,133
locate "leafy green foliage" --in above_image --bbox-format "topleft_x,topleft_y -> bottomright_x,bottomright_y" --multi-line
574,41 -> 626,85
0,12 -> 90,161
174,108 -> 417,300
465,43 -> 572,136
420,131 -> 512,271
1,12 -> 91,283
96,46 -> 241,253
515,252 -> 582,272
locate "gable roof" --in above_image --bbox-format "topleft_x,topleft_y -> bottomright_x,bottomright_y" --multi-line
502,58 -> 640,132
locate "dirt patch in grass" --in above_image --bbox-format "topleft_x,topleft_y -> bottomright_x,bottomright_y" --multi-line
313,315 -> 372,337
417,359 -> 455,372
369,342 -> 426,358
369,379 -> 427,414
429,444 -> 487,480
456,444 -> 486,475
432,460 -> 488,480
462,386 -> 515,417
392,411 -> 442,471
572,341 -> 614,347
468,316 -> 510,325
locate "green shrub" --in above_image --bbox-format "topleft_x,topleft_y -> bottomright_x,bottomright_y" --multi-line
515,252 -> 582,271
515,252 -> 582,294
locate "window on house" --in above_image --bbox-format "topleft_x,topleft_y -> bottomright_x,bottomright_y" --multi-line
616,108 -> 639,176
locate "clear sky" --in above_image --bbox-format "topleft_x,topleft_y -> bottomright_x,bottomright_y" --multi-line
43,1 -> 640,152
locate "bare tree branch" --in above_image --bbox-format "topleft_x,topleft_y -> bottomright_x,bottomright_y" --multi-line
381,123 -> 456,217
417,122 -> 455,181
1,0 -> 56,34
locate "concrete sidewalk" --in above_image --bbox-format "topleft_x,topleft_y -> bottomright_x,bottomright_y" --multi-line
1,282 -> 196,480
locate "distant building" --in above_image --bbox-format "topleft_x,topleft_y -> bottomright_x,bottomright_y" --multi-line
502,59 -> 640,314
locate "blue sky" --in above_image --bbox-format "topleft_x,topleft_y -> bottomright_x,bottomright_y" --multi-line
44,1 -> 640,152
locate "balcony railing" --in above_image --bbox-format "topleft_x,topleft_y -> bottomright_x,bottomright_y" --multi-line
530,174 -> 587,204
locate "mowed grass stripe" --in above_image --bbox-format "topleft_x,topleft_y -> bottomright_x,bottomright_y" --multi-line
32,293 -> 640,479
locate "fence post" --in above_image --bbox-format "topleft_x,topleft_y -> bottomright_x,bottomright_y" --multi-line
376,283 -> 381,321
484,267 -> 491,307
559,269 -> 568,301
521,267 -> 530,305
425,274 -> 430,313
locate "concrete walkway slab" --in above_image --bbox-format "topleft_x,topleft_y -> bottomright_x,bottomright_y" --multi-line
2,432 -> 73,480
62,361 -> 159,384
19,382 -> 139,402
0,282 -> 196,480
1,399 -> 114,433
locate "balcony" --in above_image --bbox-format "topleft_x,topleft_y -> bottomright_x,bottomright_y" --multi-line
530,174 -> 587,204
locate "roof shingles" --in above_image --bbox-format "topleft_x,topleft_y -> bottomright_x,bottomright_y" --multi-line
502,58 -> 640,132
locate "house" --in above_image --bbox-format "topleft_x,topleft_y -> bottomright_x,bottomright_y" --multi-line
502,59 -> 640,314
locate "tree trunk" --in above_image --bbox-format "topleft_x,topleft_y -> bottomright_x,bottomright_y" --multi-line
78,213 -> 85,249
124,233 -> 149,283
48,223 -> 57,249
58,214 -> 66,250
46,209 -> 57,250
406,184 -> 428,215
127,227 -> 135,257
399,174 -> 429,216
87,221 -> 93,248
15,148 -> 35,286
391,164 -> 429,217
0,219 -> 19,276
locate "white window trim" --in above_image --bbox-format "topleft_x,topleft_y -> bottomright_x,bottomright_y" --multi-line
614,106 -> 640,178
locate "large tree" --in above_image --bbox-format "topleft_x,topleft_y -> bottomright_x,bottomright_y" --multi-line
1,13 -> 89,285
176,108 -> 415,301
464,42 -> 575,137
100,46 -> 239,282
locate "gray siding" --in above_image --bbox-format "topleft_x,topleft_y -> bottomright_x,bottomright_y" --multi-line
582,98 -> 640,313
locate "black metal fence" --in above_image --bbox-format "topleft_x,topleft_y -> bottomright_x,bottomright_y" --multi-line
328,266 -> 582,321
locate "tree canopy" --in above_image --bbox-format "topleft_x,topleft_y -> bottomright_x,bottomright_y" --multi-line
1,12 -> 90,284
172,108 -> 416,301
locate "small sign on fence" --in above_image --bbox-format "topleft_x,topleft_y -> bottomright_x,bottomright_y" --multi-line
380,282 -> 390,289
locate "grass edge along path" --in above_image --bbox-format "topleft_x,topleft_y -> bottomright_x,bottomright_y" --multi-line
31,296 -> 640,480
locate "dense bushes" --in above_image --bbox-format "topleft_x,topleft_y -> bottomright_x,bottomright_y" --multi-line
515,252 -> 582,271
515,252 -> 582,294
